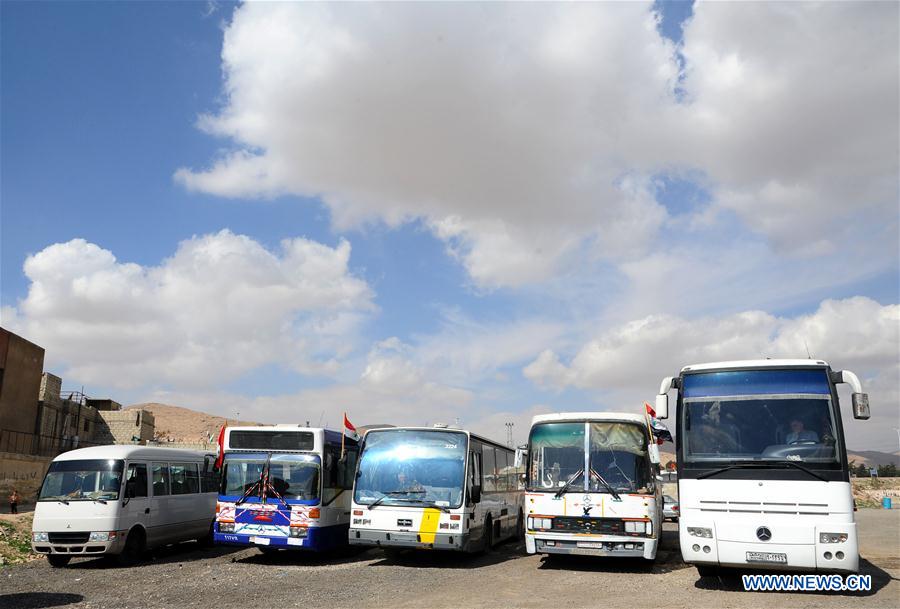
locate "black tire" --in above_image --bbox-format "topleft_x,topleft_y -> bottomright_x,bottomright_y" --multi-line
383,547 -> 404,560
696,564 -> 719,578
481,516 -> 494,553
197,521 -> 215,547
116,527 -> 146,566
515,510 -> 524,540
47,554 -> 71,568
258,546 -> 279,555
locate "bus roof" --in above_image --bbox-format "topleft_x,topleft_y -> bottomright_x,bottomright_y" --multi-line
530,412 -> 647,427
51,445 -> 212,462
363,425 -> 512,452
680,359 -> 830,373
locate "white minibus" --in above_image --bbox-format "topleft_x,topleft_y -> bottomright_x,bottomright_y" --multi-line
32,445 -> 218,567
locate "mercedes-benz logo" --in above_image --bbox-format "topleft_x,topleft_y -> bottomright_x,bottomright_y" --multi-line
756,526 -> 772,541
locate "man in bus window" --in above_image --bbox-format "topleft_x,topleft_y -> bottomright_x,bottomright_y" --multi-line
786,419 -> 819,444
396,470 -> 424,493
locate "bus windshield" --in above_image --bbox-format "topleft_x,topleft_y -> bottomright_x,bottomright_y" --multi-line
529,422 -> 650,493
39,459 -> 124,501
222,453 -> 320,500
354,429 -> 467,509
681,369 -> 839,464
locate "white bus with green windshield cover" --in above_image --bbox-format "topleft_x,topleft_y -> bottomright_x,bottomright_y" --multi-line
525,412 -> 663,559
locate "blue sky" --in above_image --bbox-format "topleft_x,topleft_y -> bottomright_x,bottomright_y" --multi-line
2,1 -> 897,450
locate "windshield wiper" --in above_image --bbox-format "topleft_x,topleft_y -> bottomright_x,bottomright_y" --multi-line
366,490 -> 424,510
697,461 -> 827,482
589,469 -> 622,501
554,468 -> 584,498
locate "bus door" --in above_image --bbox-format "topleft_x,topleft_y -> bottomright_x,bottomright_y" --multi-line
122,461 -> 151,533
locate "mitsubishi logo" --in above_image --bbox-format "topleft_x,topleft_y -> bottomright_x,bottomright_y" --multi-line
756,526 -> 772,541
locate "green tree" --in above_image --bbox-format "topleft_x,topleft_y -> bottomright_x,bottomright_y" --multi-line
877,463 -> 898,478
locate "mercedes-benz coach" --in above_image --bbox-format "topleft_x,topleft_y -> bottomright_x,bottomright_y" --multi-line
655,359 -> 870,575
525,412 -> 663,560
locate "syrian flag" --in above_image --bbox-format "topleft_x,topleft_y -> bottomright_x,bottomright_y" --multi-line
645,403 -> 673,445
214,425 -> 227,470
343,413 -> 360,441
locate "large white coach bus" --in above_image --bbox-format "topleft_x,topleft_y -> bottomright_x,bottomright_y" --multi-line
524,412 -> 663,560
215,426 -> 358,553
655,359 -> 870,575
32,445 -> 218,567
350,425 -> 522,553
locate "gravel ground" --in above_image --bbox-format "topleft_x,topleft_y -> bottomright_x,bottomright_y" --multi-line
1,510 -> 897,609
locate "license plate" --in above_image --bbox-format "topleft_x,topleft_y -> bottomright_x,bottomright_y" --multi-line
577,542 -> 604,549
746,551 -> 787,564
286,538 -> 304,546
249,536 -> 270,546
392,532 -> 416,542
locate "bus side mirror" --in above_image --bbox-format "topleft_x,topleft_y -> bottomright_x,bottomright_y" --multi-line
655,394 -> 669,420
852,393 -> 870,420
470,485 -> 481,504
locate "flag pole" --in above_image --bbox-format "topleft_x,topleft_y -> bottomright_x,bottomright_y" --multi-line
341,412 -> 346,459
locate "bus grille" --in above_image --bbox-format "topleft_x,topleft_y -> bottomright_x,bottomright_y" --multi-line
550,517 -> 625,535
48,532 -> 90,544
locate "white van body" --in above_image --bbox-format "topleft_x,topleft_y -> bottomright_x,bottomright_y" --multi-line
32,445 -> 217,565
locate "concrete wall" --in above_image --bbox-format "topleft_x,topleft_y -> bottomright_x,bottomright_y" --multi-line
0,451 -> 52,503
0,328 -> 45,435
96,410 -> 155,445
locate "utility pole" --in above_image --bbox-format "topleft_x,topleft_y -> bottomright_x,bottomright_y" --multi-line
505,422 -> 514,447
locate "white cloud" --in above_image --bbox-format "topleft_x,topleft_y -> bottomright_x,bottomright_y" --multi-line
175,2 -> 678,287
176,2 -> 897,288
2,231 -> 374,390
677,2 -> 899,253
524,296 -> 900,448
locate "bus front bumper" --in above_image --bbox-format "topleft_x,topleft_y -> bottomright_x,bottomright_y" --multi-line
526,532 -> 657,559
680,519 -> 859,573
32,533 -> 127,556
350,528 -> 467,551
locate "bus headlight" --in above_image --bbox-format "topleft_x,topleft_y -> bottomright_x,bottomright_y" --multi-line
528,517 -> 553,530
219,522 -> 235,533
290,527 -> 308,538
88,531 -> 116,542
819,532 -> 847,544
32,532 -> 48,542
687,527 -> 713,538
625,521 -> 652,535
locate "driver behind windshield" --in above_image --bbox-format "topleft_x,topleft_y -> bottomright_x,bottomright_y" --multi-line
395,470 -> 424,493
786,419 -> 819,444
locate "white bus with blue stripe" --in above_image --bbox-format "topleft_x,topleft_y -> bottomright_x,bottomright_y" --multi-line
214,426 -> 358,552
655,360 -> 870,575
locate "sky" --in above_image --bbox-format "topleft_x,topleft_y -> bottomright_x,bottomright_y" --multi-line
1,1 -> 898,451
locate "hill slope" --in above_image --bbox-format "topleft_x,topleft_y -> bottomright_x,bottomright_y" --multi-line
126,403 -> 260,443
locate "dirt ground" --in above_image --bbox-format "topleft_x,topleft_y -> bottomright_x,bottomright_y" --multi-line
0,510 -> 897,609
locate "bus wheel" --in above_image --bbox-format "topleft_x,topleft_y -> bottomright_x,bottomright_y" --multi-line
117,528 -> 146,566
516,510 -> 524,540
47,554 -> 71,568
482,516 -> 494,553
197,521 -> 215,547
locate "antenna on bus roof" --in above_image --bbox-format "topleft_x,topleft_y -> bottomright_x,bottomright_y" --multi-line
804,339 -> 812,359
317,411 -> 324,426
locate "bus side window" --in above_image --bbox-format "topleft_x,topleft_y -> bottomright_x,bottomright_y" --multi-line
152,463 -> 170,496
496,450 -> 510,492
126,463 -> 148,498
483,446 -> 497,492
338,447 -> 358,490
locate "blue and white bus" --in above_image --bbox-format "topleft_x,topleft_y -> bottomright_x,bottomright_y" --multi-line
214,426 -> 359,553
